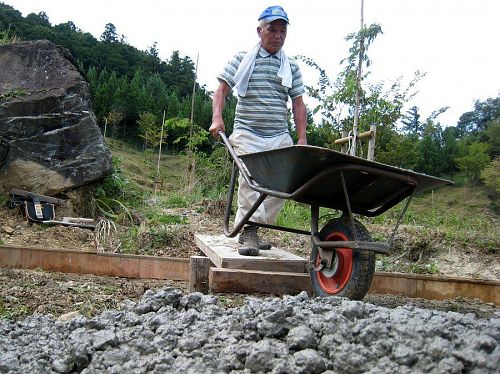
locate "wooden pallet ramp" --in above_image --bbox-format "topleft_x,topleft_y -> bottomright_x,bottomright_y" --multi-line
194,233 -> 307,273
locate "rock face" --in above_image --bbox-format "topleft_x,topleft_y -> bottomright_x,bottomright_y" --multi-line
0,40 -> 112,195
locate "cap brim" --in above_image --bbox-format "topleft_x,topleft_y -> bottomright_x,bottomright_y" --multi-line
260,16 -> 289,24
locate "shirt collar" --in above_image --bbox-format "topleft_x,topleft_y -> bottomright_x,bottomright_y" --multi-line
258,46 -> 281,59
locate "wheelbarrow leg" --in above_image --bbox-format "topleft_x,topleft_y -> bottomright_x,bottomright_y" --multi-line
339,170 -> 358,242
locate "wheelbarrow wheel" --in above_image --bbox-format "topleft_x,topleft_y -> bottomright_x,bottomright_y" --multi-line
310,219 -> 375,300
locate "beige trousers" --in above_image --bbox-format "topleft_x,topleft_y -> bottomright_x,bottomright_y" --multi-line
229,130 -> 293,227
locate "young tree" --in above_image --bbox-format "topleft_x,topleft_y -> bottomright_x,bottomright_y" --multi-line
100,23 -> 118,43
456,142 -> 491,185
297,24 -> 423,157
137,112 -> 161,149
105,111 -> 125,138
415,121 -> 444,176
441,126 -> 460,179
401,106 -> 421,136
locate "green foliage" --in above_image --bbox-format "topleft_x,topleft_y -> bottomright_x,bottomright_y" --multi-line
162,193 -> 189,208
456,142 -> 491,185
100,23 -> 118,43
276,201 -> 338,230
92,156 -> 143,222
481,158 -> 500,194
146,211 -> 187,225
485,119 -> 500,158
457,96 -> 500,136
104,110 -> 125,138
409,263 -> 439,274
0,24 -> 19,44
165,117 -> 210,153
137,112 -> 161,148
0,194 -> 9,207
93,197 -> 133,224
376,132 -> 418,169
0,88 -> 26,101
194,146 -> 232,198
371,185 -> 498,254
481,157 -> 500,211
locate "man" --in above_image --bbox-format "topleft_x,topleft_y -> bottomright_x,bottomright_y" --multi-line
209,5 -> 307,256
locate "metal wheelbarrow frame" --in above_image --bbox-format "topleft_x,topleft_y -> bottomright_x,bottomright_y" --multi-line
218,132 -> 452,299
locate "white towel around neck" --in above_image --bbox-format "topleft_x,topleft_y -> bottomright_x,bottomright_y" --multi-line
233,42 -> 292,97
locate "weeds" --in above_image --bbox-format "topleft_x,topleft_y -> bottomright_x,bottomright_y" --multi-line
95,219 -> 120,252
0,25 -> 20,45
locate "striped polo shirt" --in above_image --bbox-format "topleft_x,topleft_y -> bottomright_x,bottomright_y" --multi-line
218,47 -> 305,137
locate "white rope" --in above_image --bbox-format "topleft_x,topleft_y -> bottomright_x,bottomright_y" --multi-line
347,129 -> 358,156
346,130 -> 352,153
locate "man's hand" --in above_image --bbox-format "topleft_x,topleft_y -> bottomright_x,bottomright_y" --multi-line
209,117 -> 225,139
297,137 -> 307,145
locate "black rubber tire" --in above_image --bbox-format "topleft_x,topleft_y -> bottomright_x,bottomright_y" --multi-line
310,218 -> 376,300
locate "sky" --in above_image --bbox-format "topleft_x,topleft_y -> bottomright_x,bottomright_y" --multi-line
3,0 -> 499,127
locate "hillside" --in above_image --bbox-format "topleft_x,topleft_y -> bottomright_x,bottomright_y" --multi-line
0,139 -> 498,281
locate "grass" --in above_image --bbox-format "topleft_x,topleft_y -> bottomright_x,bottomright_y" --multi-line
370,185 -> 498,254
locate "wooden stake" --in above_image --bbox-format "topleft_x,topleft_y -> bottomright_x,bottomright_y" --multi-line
350,0 -> 365,157
187,52 -> 199,189
189,256 -> 211,293
154,111 -> 166,197
367,124 -> 376,160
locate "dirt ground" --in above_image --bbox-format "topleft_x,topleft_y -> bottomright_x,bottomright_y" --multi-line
0,204 -> 498,320
0,267 -> 497,321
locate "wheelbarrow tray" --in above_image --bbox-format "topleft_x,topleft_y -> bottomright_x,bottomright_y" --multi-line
239,145 -> 452,217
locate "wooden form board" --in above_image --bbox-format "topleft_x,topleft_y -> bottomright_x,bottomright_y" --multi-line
208,267 -> 500,304
370,272 -> 499,305
194,234 -> 307,273
0,245 -> 190,281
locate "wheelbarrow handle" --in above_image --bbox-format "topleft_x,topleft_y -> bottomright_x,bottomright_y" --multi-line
217,131 -> 248,178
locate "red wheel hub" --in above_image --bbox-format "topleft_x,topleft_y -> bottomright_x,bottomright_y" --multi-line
315,231 -> 353,294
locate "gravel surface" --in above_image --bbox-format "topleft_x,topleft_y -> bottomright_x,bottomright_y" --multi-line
1,288 -> 499,373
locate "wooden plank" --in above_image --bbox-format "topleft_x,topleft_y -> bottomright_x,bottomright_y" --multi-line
189,256 -> 212,293
0,245 -> 189,280
209,267 -> 312,295
194,234 -> 307,273
370,272 -> 499,305
369,272 -> 417,297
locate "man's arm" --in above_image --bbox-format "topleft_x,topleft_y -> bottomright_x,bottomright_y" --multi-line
209,80 -> 231,139
292,96 -> 307,145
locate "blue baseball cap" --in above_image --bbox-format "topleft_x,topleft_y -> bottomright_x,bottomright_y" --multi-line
258,5 -> 289,24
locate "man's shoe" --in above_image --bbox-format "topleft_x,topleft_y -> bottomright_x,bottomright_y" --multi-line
238,247 -> 260,256
238,225 -> 271,250
237,225 -> 260,256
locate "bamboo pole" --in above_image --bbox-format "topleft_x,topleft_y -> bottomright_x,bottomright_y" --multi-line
187,52 -> 199,189
154,110 -> 166,197
350,0 -> 364,157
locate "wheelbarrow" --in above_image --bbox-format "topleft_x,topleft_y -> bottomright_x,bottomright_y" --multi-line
218,132 -> 452,300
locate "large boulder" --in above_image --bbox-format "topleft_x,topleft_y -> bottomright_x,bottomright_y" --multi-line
0,40 -> 112,195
